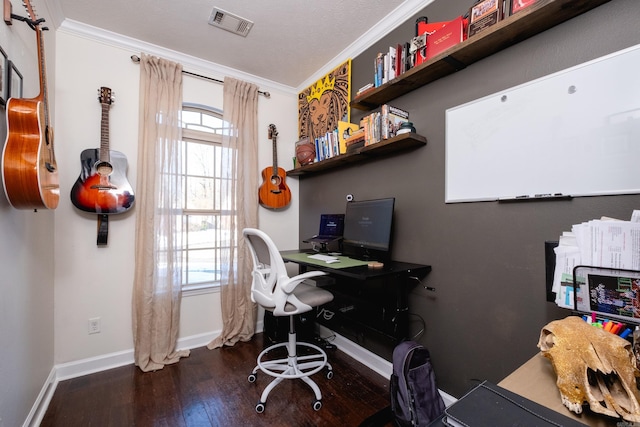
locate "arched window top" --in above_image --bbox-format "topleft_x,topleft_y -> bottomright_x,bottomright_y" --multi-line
181,103 -> 226,138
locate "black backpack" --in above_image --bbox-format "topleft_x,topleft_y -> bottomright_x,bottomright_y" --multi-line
390,341 -> 445,426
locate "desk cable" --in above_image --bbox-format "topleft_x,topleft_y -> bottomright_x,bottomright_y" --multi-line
409,275 -> 436,292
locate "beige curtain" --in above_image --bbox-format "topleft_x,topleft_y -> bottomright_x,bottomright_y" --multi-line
208,77 -> 259,349
132,53 -> 190,371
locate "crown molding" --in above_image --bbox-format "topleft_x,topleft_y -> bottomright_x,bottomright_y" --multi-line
57,18 -> 297,96
54,0 -> 433,97
296,0 -> 435,91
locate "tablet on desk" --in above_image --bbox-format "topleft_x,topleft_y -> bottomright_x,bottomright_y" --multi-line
303,214 -> 344,245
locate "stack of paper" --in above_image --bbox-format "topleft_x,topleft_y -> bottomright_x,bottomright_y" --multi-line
552,210 -> 640,309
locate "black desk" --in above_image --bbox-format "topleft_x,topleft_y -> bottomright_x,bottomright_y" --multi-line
281,250 -> 431,359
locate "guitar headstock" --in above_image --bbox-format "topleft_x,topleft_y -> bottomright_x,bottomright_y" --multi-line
20,0 -> 47,30
268,124 -> 278,140
98,87 -> 115,105
22,0 -> 37,22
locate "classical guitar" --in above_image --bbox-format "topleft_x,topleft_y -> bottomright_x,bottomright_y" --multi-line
1,0 -> 59,210
70,87 -> 135,214
258,124 -> 291,209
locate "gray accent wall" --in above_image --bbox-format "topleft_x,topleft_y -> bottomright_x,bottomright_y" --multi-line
298,0 -> 640,398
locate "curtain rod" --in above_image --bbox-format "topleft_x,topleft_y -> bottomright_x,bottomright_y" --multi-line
130,55 -> 270,98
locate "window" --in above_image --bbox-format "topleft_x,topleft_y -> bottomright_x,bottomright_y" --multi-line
179,104 -> 230,293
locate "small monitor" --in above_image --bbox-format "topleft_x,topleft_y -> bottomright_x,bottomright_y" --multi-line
342,197 -> 395,261
317,214 -> 344,238
573,265 -> 640,325
303,214 -> 345,246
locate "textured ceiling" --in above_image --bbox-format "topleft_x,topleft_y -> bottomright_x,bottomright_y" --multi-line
47,0 -> 421,89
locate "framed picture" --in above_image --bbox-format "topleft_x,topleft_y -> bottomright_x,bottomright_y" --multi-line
468,0 -> 504,37
8,60 -> 22,99
0,45 -> 7,107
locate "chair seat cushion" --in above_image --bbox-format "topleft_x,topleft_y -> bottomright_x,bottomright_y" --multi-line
262,283 -> 334,315
293,283 -> 334,308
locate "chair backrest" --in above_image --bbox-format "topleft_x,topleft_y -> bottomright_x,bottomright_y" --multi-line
242,228 -> 290,310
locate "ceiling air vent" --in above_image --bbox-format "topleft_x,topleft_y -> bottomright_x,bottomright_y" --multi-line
208,7 -> 254,37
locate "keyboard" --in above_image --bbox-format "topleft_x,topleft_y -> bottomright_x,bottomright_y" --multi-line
307,254 -> 339,263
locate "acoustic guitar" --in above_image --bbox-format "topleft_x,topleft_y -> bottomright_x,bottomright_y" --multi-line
70,87 -> 135,214
1,0 -> 59,210
258,124 -> 291,209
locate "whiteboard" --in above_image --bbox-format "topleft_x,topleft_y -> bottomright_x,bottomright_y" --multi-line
445,44 -> 640,203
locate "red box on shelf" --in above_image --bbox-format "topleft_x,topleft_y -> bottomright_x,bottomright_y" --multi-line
511,0 -> 540,14
414,20 -> 450,66
426,16 -> 467,61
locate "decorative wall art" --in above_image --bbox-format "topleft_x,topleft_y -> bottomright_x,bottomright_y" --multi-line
298,59 -> 351,140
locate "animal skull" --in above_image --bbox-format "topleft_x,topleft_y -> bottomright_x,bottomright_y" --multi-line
538,316 -> 640,422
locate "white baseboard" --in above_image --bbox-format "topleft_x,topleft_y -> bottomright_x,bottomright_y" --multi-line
318,326 -> 457,407
319,325 -> 393,377
23,369 -> 56,427
25,329 -> 225,427
26,321 -> 454,426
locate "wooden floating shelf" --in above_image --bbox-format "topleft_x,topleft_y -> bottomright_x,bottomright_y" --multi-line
287,133 -> 427,177
350,0 -> 612,111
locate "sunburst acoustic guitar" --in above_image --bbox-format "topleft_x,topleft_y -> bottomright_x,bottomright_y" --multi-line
1,0 -> 59,210
70,87 -> 135,214
258,124 -> 291,209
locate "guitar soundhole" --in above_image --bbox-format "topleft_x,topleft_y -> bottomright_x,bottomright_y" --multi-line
270,175 -> 282,193
96,161 -> 113,176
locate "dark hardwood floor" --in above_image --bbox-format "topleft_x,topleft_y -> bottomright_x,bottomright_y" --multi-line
40,333 -> 393,426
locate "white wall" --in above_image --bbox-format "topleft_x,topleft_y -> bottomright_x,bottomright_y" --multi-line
0,2 -> 57,426
53,28 -> 300,367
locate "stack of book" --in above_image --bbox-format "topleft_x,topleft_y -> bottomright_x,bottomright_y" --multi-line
356,83 -> 374,97
344,128 -> 365,153
313,129 -> 340,162
363,1 -> 546,91
360,104 -> 410,146
309,106 -> 411,161
369,16 -> 468,89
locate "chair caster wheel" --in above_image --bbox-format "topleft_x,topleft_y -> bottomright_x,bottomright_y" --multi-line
248,373 -> 257,383
256,402 -> 266,413
312,400 -> 322,411
326,369 -> 333,380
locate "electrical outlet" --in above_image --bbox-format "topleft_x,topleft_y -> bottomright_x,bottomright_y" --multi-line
88,317 -> 101,334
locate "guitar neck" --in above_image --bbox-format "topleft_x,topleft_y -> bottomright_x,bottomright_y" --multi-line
272,137 -> 278,171
100,103 -> 111,162
36,26 -> 49,129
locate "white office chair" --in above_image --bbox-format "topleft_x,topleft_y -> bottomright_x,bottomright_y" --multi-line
243,227 -> 334,413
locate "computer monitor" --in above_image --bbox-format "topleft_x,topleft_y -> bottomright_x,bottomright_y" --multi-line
342,197 -> 395,262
